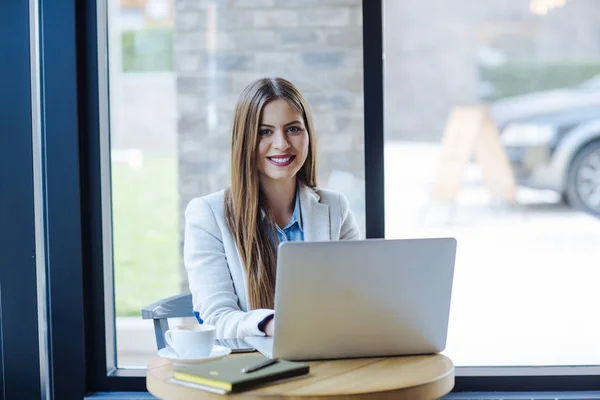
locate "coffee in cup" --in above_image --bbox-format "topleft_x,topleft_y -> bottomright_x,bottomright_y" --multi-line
164,324 -> 216,358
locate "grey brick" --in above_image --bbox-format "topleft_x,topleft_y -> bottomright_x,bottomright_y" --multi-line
229,30 -> 276,49
320,150 -> 364,179
304,92 -> 353,112
274,0 -> 323,7
343,50 -> 363,69
175,53 -> 204,73
252,52 -> 301,72
315,131 -> 354,152
177,93 -> 203,115
216,10 -> 255,30
324,29 -> 363,48
275,0 -> 360,7
175,0 -> 231,11
352,6 -> 362,25
173,30 -> 208,52
354,95 -> 363,109
311,114 -> 337,131
327,70 -> 363,91
230,72 -> 273,92
180,135 -> 230,154
334,114 -> 363,131
175,11 -> 207,32
205,53 -> 253,70
177,115 -> 204,133
176,74 -> 231,95
175,30 -> 253,52
279,31 -> 320,47
231,0 -> 275,7
178,135 -> 207,153
274,70 -> 362,92
253,9 -> 298,27
299,8 -> 351,27
302,51 -> 346,68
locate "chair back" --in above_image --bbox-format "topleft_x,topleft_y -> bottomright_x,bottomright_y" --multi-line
141,293 -> 193,349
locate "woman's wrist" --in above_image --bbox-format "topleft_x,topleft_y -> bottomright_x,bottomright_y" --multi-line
258,313 -> 274,334
264,318 -> 275,336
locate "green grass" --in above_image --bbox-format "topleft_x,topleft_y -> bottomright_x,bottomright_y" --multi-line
112,156 -> 180,317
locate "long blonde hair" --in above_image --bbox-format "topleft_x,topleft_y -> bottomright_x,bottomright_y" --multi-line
224,77 -> 318,310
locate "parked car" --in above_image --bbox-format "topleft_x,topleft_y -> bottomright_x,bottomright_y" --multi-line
490,76 -> 600,216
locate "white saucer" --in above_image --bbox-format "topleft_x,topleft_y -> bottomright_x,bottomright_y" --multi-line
158,344 -> 231,366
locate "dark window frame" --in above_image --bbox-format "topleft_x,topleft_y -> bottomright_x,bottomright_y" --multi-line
0,1 -> 42,398
39,0 -> 87,397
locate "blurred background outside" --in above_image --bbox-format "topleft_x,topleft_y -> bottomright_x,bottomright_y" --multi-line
107,0 -> 600,368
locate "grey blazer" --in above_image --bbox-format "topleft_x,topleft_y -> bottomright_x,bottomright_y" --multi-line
183,185 -> 360,339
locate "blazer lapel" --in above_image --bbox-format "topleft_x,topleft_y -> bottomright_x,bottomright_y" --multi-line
299,185 -> 330,241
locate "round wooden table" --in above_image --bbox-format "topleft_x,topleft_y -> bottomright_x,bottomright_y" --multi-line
146,353 -> 454,399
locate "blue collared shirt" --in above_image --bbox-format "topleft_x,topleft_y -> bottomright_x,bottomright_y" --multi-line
277,190 -> 304,243
270,189 -> 304,243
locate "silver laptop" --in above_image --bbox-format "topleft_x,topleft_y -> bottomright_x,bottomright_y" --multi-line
244,237 -> 457,361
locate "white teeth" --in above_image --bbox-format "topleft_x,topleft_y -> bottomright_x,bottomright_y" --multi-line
270,156 -> 292,163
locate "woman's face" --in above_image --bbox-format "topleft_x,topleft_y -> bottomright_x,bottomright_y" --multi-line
256,99 -> 309,185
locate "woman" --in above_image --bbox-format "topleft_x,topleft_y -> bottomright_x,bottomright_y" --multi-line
184,77 -> 360,340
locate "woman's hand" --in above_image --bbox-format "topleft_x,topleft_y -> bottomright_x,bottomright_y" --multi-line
265,318 -> 275,336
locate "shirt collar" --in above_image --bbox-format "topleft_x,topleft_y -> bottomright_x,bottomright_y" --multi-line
287,188 -> 303,232
260,185 -> 303,232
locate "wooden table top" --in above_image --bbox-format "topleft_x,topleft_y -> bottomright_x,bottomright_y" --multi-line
146,352 -> 454,399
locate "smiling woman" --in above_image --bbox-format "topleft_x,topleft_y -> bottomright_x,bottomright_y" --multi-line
183,77 -> 361,340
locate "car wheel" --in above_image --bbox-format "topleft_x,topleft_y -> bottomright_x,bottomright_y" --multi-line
566,140 -> 600,216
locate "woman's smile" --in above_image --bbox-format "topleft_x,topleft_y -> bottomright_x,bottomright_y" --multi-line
267,154 -> 296,166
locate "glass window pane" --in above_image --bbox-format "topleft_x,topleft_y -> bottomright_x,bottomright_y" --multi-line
384,0 -> 600,367
107,0 -> 365,368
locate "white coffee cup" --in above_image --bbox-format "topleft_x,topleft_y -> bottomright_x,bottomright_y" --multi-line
164,324 -> 216,359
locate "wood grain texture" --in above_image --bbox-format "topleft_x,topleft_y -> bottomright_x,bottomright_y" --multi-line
146,353 -> 454,400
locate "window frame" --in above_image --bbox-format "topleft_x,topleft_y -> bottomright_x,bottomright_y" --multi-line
38,0 -> 88,397
38,0 -> 600,394
0,1 -> 44,398
80,0 -> 147,391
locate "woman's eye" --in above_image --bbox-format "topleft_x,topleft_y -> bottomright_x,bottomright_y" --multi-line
258,129 -> 271,136
287,126 -> 301,133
